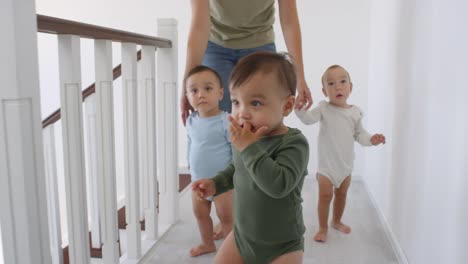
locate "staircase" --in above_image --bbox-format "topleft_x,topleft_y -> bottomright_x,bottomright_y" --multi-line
1,1 -> 181,263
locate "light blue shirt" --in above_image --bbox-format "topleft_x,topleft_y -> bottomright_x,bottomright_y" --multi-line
187,111 -> 232,181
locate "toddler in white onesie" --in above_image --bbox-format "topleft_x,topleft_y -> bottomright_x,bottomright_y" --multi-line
295,65 -> 386,242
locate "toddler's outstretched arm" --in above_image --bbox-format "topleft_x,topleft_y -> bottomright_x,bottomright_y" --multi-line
355,126 -> 372,146
355,120 -> 386,146
294,103 -> 322,125
355,116 -> 374,146
212,163 -> 235,196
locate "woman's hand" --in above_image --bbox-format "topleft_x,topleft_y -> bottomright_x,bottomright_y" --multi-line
180,94 -> 194,126
295,79 -> 313,110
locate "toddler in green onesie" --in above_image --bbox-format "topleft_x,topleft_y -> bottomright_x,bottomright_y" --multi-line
192,51 -> 309,264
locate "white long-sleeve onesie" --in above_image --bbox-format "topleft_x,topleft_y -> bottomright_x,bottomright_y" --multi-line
295,101 -> 373,187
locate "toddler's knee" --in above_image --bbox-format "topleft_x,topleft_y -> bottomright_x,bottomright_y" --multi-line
319,192 -> 333,202
334,188 -> 348,198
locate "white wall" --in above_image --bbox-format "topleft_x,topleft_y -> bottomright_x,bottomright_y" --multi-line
365,0 -> 468,263
0,227 -> 2,264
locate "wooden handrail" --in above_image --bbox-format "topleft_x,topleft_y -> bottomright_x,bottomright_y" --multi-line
42,50 -> 142,128
37,15 -> 171,48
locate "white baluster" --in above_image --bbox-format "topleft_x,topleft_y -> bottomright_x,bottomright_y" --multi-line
84,95 -> 102,250
157,19 -> 179,227
121,42 -> 142,259
43,126 -> 64,264
141,45 -> 158,239
156,66 -> 166,197
138,50 -> 149,224
95,39 -> 120,264
155,66 -> 168,231
0,3 -> 52,263
58,34 -> 91,264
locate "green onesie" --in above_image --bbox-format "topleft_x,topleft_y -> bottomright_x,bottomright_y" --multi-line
213,128 -> 309,264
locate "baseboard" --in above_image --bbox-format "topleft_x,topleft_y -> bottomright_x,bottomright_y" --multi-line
351,174 -> 363,182
179,181 -> 192,197
362,180 -> 409,264
137,223 -> 174,264
117,195 -> 126,210
178,165 -> 190,174
121,223 -> 173,264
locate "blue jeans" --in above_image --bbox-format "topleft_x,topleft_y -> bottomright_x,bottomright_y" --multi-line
202,41 -> 276,113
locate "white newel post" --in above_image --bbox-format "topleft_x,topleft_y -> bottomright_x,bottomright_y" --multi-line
94,39 -> 120,264
141,45 -> 159,239
0,1 -> 52,263
84,95 -> 102,250
58,34 -> 91,264
157,19 -> 179,227
122,43 -> 142,259
43,126 -> 64,264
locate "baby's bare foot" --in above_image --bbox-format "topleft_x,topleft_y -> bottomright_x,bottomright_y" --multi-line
189,243 -> 216,257
213,223 -> 223,240
331,221 -> 351,234
314,228 -> 328,242
213,231 -> 223,240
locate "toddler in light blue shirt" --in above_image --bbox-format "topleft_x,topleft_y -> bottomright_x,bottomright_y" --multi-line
184,65 -> 233,257
187,111 -> 231,182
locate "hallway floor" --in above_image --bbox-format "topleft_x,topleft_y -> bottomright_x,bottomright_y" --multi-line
144,178 -> 399,264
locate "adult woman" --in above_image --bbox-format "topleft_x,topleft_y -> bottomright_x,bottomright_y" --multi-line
180,0 -> 313,125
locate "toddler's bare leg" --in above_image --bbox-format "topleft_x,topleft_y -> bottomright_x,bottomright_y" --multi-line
214,231 -> 245,264
190,191 -> 216,257
271,250 -> 303,264
213,223 -> 223,240
331,175 -> 352,234
214,190 -> 234,239
315,175 -> 334,242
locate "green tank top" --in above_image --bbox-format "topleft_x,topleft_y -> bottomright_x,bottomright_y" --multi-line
209,0 -> 275,49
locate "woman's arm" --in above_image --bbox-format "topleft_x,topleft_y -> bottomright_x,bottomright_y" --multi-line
180,0 -> 211,125
278,0 -> 313,110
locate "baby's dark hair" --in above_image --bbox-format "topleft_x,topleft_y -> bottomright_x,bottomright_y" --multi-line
229,51 -> 297,96
185,65 -> 223,90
